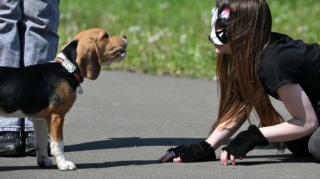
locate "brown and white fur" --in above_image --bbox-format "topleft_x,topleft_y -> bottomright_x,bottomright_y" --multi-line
0,28 -> 127,170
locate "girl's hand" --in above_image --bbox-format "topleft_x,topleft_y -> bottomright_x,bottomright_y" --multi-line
220,150 -> 243,165
220,125 -> 268,165
158,152 -> 182,163
158,141 -> 216,163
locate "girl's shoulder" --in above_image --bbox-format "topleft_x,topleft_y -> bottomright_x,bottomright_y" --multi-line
261,32 -> 320,67
259,32 -> 320,98
267,32 -> 319,54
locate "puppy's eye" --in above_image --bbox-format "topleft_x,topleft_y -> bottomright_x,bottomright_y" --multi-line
103,33 -> 109,39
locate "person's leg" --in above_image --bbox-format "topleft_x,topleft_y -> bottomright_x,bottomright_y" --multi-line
20,0 -> 60,66
285,135 -> 313,157
0,0 -> 21,67
308,127 -> 320,161
0,0 -> 24,157
20,0 -> 60,156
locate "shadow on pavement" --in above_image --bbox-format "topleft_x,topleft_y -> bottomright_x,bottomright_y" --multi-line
64,137 -> 205,152
2,138 -> 318,171
0,165 -> 56,171
76,160 -> 160,169
64,137 -> 277,152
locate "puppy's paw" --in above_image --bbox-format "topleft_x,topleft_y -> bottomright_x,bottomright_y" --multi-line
58,161 -> 77,171
37,156 -> 53,167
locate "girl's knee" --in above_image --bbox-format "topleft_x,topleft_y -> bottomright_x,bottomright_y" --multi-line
286,136 -> 312,157
308,133 -> 320,161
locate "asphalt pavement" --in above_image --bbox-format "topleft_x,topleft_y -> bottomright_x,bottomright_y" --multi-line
0,71 -> 319,179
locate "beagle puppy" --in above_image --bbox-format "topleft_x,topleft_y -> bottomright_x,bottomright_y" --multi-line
0,28 -> 127,170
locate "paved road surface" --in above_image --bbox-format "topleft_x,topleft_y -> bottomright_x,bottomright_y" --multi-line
0,71 -> 319,179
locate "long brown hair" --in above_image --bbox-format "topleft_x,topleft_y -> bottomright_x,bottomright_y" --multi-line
209,0 -> 285,150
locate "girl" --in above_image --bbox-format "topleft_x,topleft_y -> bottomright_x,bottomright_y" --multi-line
158,0 -> 320,165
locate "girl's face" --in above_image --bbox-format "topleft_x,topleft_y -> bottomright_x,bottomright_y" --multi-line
209,6 -> 231,55
213,42 -> 231,54
209,28 -> 231,54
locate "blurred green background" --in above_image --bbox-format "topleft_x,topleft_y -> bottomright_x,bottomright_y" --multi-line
58,0 -> 320,80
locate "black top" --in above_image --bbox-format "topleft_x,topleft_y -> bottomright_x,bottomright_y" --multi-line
259,32 -> 320,109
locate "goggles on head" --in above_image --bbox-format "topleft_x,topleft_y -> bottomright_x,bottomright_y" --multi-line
210,2 -> 231,45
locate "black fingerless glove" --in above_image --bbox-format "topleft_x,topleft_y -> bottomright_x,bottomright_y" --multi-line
168,141 -> 216,162
222,125 -> 269,157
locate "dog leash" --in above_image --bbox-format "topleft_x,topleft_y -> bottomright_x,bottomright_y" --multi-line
54,53 -> 84,95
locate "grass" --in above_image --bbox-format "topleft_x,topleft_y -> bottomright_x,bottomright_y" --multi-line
58,0 -> 320,79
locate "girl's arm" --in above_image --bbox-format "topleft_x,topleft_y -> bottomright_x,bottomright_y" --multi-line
260,83 -> 319,142
158,113 -> 246,162
206,115 -> 247,150
220,83 -> 319,165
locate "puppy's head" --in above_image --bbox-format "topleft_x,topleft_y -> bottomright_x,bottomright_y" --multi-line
70,28 -> 128,80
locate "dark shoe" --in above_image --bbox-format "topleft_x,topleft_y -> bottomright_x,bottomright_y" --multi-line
0,132 -> 24,157
24,132 -> 36,156
24,132 -> 52,157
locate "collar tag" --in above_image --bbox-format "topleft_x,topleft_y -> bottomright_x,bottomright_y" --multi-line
77,84 -> 83,95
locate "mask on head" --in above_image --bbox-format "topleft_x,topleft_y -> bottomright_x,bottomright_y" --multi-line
209,2 -> 231,45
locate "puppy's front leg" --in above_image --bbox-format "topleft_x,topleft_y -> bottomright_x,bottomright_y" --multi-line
32,119 -> 53,167
48,114 -> 76,171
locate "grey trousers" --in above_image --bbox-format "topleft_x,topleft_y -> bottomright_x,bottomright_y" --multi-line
0,0 -> 60,132
286,114 -> 320,162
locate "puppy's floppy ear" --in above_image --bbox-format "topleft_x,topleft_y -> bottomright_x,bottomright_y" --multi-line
76,38 -> 101,80
60,40 -> 79,62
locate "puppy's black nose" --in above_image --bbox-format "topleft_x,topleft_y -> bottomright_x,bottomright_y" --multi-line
208,35 -> 213,43
122,35 -> 127,39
